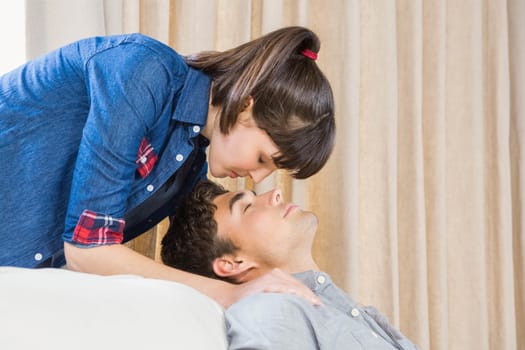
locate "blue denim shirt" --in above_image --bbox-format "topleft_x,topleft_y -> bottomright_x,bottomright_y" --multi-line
0,34 -> 210,267
226,271 -> 419,350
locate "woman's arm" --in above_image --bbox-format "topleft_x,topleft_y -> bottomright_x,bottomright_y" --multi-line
64,243 -> 321,308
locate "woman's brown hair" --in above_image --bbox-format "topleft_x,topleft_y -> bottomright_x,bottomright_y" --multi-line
186,26 -> 335,179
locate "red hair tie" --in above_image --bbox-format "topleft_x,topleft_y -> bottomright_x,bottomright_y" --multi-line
301,49 -> 318,61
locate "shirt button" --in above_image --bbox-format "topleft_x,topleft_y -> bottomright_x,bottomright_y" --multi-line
351,308 -> 360,317
371,331 -> 379,338
316,275 -> 326,284
139,156 -> 147,164
146,184 -> 154,192
192,125 -> 201,133
34,253 -> 43,261
176,154 -> 184,162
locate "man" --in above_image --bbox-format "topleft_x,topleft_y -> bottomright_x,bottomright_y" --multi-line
162,180 -> 419,350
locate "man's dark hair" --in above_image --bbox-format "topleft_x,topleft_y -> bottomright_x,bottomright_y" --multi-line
161,180 -> 238,280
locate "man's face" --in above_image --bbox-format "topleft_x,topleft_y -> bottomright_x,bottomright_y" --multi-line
212,188 -> 318,272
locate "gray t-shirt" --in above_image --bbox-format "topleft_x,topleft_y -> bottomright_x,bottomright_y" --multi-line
225,271 -> 419,350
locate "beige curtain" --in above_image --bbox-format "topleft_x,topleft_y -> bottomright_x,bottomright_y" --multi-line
25,0 -> 525,349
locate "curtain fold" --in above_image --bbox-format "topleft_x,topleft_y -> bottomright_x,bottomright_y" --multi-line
446,1 -> 490,348
396,1 -> 429,347
483,1 -> 516,348
509,0 -> 525,347
422,0 -> 448,348
23,0 -> 525,348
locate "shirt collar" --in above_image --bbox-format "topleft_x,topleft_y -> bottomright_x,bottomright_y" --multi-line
292,270 -> 332,292
171,67 -> 211,126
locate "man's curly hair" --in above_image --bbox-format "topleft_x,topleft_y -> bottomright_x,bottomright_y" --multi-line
161,180 -> 238,280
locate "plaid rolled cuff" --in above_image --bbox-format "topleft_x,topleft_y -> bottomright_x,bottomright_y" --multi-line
72,210 -> 125,245
136,137 -> 158,178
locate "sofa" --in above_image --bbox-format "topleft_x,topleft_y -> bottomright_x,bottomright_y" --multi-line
0,267 -> 227,349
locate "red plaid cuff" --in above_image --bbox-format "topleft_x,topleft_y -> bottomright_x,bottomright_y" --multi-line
136,137 -> 158,178
73,210 -> 125,245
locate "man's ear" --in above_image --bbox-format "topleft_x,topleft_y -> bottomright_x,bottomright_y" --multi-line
212,255 -> 257,282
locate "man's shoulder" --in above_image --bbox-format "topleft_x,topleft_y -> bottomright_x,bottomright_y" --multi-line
226,292 -> 315,324
225,293 -> 321,350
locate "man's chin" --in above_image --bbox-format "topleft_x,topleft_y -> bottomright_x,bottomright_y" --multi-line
301,211 -> 319,228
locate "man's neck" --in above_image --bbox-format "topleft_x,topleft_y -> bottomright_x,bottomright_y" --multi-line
237,257 -> 319,284
282,256 -> 319,275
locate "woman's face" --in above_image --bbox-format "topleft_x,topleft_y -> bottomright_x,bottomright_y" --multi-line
207,103 -> 280,184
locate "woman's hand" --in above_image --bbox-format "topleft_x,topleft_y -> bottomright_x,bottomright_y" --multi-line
227,268 -> 321,307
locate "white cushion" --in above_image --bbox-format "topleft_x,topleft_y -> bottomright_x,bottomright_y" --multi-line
0,267 -> 227,350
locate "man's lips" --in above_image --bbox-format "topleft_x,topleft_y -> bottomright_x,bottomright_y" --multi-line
283,204 -> 299,217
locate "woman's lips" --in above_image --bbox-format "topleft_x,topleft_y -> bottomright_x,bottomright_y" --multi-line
229,171 -> 239,178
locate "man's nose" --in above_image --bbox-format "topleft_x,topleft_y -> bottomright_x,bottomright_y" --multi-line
268,188 -> 283,206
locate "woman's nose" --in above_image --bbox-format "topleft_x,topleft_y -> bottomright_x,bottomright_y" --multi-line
249,168 -> 273,184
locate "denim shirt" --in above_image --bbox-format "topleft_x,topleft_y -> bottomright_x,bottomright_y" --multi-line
226,271 -> 419,350
0,33 -> 210,267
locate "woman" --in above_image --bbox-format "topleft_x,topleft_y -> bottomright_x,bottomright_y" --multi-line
0,26 -> 335,306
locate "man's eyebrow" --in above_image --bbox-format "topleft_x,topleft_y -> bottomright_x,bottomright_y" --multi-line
228,191 -> 256,213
